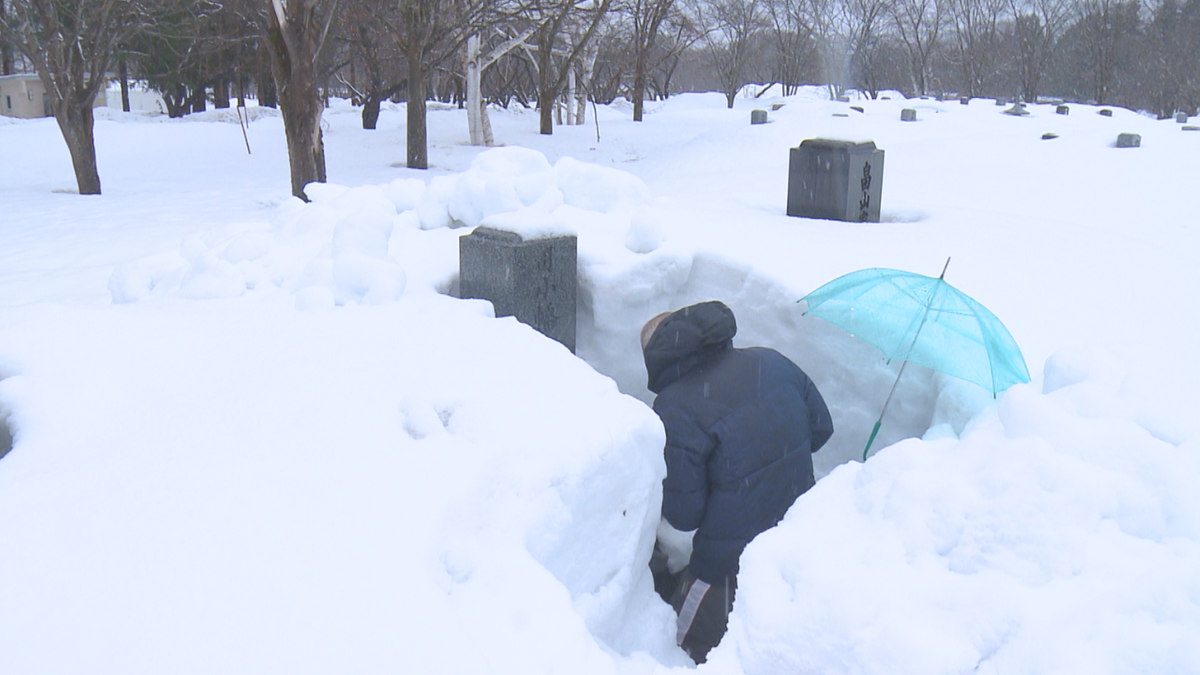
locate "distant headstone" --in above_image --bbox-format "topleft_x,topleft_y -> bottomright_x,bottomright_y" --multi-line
1182,126 -> 1199,131
1176,112 -> 1189,123
850,106 -> 864,113
751,109 -> 768,124
1003,102 -> 1030,116
836,96 -> 851,103
1042,133 -> 1059,140
786,138 -> 885,223
996,98 -> 1007,106
771,103 -> 785,111
960,97 -> 971,105
1099,109 -> 1113,117
459,227 -> 577,352
901,108 -> 917,121
880,96 -> 891,100
1116,133 -> 1141,148
1056,105 -> 1070,115
833,113 -> 850,117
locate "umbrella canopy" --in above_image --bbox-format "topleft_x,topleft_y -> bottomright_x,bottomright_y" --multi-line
802,266 -> 1030,396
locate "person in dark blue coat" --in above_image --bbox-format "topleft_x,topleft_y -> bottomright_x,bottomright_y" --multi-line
641,300 -> 833,663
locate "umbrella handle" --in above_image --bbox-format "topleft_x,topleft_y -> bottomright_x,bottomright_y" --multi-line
863,420 -> 882,461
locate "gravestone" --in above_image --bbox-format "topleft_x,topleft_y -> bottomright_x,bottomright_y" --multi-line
961,97 -> 971,105
771,103 -> 785,111
1056,105 -> 1070,115
901,108 -> 917,121
1177,112 -> 1189,123
850,106 -> 864,113
1099,108 -> 1113,117
1182,126 -> 1198,131
459,227 -> 577,352
1116,133 -> 1141,148
996,98 -> 1007,106
1004,102 -> 1030,116
751,109 -> 768,124
786,138 -> 885,223
1042,133 -> 1059,140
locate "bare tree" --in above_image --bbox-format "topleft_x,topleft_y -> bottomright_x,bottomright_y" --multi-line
1,0 -> 13,75
1006,0 -> 1073,101
628,0 -> 676,119
333,0 -> 407,129
1074,0 -> 1138,104
946,0 -> 1007,97
0,0 -> 154,195
891,0 -> 947,94
764,0 -> 820,95
527,0 -> 613,134
704,0 -> 764,107
391,0 -> 495,167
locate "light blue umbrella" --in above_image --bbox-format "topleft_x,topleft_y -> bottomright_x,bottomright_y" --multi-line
801,260 -> 1030,459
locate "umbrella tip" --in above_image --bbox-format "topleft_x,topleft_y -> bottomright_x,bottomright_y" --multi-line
940,257 -> 951,279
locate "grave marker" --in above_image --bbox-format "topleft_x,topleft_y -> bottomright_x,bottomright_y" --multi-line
786,139 -> 885,223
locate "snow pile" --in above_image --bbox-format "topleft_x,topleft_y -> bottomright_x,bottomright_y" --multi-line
723,346 -> 1200,675
0,295 -> 685,673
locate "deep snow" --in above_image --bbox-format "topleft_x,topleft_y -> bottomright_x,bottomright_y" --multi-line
1,88 -> 1197,674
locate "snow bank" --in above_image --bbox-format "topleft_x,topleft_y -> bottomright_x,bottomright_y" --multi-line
719,346 -> 1200,675
0,294 -> 684,673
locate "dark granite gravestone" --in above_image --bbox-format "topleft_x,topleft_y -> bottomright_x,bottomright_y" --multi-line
1056,105 -> 1070,115
961,97 -> 971,105
901,108 -> 917,121
459,227 -> 577,352
751,109 -> 768,124
786,139 -> 885,223
1177,112 -> 1189,123
1116,133 -> 1141,148
1099,109 -> 1113,117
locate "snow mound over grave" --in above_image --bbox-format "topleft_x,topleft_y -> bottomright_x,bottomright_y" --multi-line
718,346 -> 1200,675
107,146 -> 956,474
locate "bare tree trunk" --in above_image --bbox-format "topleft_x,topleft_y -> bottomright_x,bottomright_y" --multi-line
264,2 -> 330,199
363,95 -> 382,129
407,64 -> 429,168
466,34 -> 491,145
53,100 -> 102,195
119,59 -> 131,112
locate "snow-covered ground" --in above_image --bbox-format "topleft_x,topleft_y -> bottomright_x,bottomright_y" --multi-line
1,88 -> 1197,674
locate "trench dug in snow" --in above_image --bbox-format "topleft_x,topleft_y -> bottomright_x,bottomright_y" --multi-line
571,249 -> 992,478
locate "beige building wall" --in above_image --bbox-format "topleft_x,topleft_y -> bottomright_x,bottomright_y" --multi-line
0,74 -> 53,119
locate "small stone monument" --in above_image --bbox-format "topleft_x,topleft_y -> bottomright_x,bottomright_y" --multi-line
459,227 -> 578,352
786,138 -> 885,223
751,109 -> 768,124
901,108 -> 917,121
1042,132 -> 1059,140
771,103 -> 785,111
850,106 -> 864,113
1056,105 -> 1070,115
996,98 -> 1007,106
961,97 -> 971,105
1116,133 -> 1141,148
1003,102 -> 1030,116
1176,112 -> 1189,123
1099,108 -> 1113,117
1184,126 -> 1200,132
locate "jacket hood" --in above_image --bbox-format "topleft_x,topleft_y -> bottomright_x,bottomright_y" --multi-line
643,301 -> 737,394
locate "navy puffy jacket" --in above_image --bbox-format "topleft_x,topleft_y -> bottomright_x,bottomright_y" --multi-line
644,301 -> 833,584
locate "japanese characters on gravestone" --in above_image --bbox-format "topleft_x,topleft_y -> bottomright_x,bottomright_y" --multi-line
786,139 -> 885,223
459,227 -> 578,352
